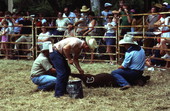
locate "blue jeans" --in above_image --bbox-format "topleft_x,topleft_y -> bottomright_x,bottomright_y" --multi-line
50,50 -> 71,97
111,68 -> 142,87
31,75 -> 56,90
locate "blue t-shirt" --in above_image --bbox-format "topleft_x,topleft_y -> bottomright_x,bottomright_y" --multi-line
122,45 -> 145,71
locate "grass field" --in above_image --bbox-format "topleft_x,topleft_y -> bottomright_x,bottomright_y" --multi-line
0,59 -> 170,111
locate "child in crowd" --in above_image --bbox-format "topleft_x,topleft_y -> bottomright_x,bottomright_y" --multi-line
0,21 -> 10,59
104,14 -> 117,65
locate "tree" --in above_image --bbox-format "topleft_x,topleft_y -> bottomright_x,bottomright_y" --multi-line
90,0 -> 100,15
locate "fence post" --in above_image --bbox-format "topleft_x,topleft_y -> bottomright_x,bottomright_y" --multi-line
31,17 -> 36,60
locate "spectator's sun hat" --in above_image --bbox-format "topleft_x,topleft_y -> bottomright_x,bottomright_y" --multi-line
119,34 -> 138,45
154,3 -> 163,9
41,42 -> 52,52
80,5 -> 90,12
104,3 -> 112,7
85,37 -> 98,50
112,10 -> 119,14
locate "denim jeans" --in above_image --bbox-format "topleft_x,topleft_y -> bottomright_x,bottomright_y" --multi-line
31,75 -> 56,90
111,68 -> 142,87
50,50 -> 71,97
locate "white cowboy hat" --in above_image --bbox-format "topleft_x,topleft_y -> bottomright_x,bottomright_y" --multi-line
41,42 -> 52,52
104,3 -> 112,7
119,34 -> 138,45
80,5 -> 90,12
85,37 -> 98,50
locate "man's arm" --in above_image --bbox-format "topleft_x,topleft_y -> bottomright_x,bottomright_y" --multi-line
63,44 -> 73,64
49,68 -> 56,74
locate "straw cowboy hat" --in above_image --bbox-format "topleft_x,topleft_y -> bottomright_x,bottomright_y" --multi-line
112,10 -> 119,14
80,5 -> 90,12
85,37 -> 98,50
41,42 -> 52,52
119,34 -> 138,45
104,3 -> 112,7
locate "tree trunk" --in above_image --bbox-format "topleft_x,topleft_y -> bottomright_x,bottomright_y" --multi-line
90,0 -> 100,16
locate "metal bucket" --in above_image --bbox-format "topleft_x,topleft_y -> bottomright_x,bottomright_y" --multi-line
67,80 -> 84,99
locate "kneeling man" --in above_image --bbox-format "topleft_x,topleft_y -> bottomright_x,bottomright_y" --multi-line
30,42 -> 57,91
111,34 -> 146,90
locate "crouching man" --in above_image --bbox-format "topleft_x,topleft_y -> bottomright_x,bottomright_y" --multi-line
111,34 -> 149,90
30,42 -> 57,91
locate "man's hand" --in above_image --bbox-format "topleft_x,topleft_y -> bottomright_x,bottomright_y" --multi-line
68,59 -> 73,64
78,69 -> 84,74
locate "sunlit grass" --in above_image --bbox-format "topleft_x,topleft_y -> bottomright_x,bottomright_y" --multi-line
0,60 -> 169,111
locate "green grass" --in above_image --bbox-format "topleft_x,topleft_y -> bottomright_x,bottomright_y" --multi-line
0,60 -> 170,111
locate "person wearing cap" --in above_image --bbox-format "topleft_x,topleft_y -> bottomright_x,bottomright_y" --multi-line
50,37 -> 98,97
101,3 -> 113,26
111,34 -> 147,90
30,42 -> 57,91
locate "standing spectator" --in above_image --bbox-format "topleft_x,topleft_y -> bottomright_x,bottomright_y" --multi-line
1,11 -> 14,34
103,13 -> 117,65
80,11 -> 98,63
75,6 -> 90,36
119,3 -> 132,35
101,3 -> 113,26
52,11 -> 70,42
111,34 -> 148,90
50,37 -> 98,97
0,21 -> 10,59
145,6 -> 160,56
31,42 -> 57,91
63,6 -> 76,24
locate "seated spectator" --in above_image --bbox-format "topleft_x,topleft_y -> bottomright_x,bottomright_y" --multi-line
159,11 -> 170,59
63,23 -> 76,38
145,44 -> 166,67
30,42 -> 57,91
37,26 -> 52,50
14,16 -> 32,57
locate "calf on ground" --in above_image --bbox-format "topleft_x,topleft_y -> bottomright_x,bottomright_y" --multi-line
70,73 -> 118,88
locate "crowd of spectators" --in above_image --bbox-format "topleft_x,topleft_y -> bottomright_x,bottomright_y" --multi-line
0,1 -> 170,68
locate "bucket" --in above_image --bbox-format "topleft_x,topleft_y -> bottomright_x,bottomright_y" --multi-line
67,80 -> 84,99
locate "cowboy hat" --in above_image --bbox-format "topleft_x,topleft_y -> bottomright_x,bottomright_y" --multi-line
104,3 -> 112,7
85,37 -> 98,50
112,10 -> 119,14
41,42 -> 52,52
119,34 -> 138,45
80,5 -> 90,12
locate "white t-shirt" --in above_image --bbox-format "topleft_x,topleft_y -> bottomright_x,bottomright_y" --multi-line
104,21 -> 116,33
56,18 -> 70,31
37,31 -> 51,45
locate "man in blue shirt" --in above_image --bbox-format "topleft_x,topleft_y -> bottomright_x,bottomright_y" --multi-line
111,34 -> 150,90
